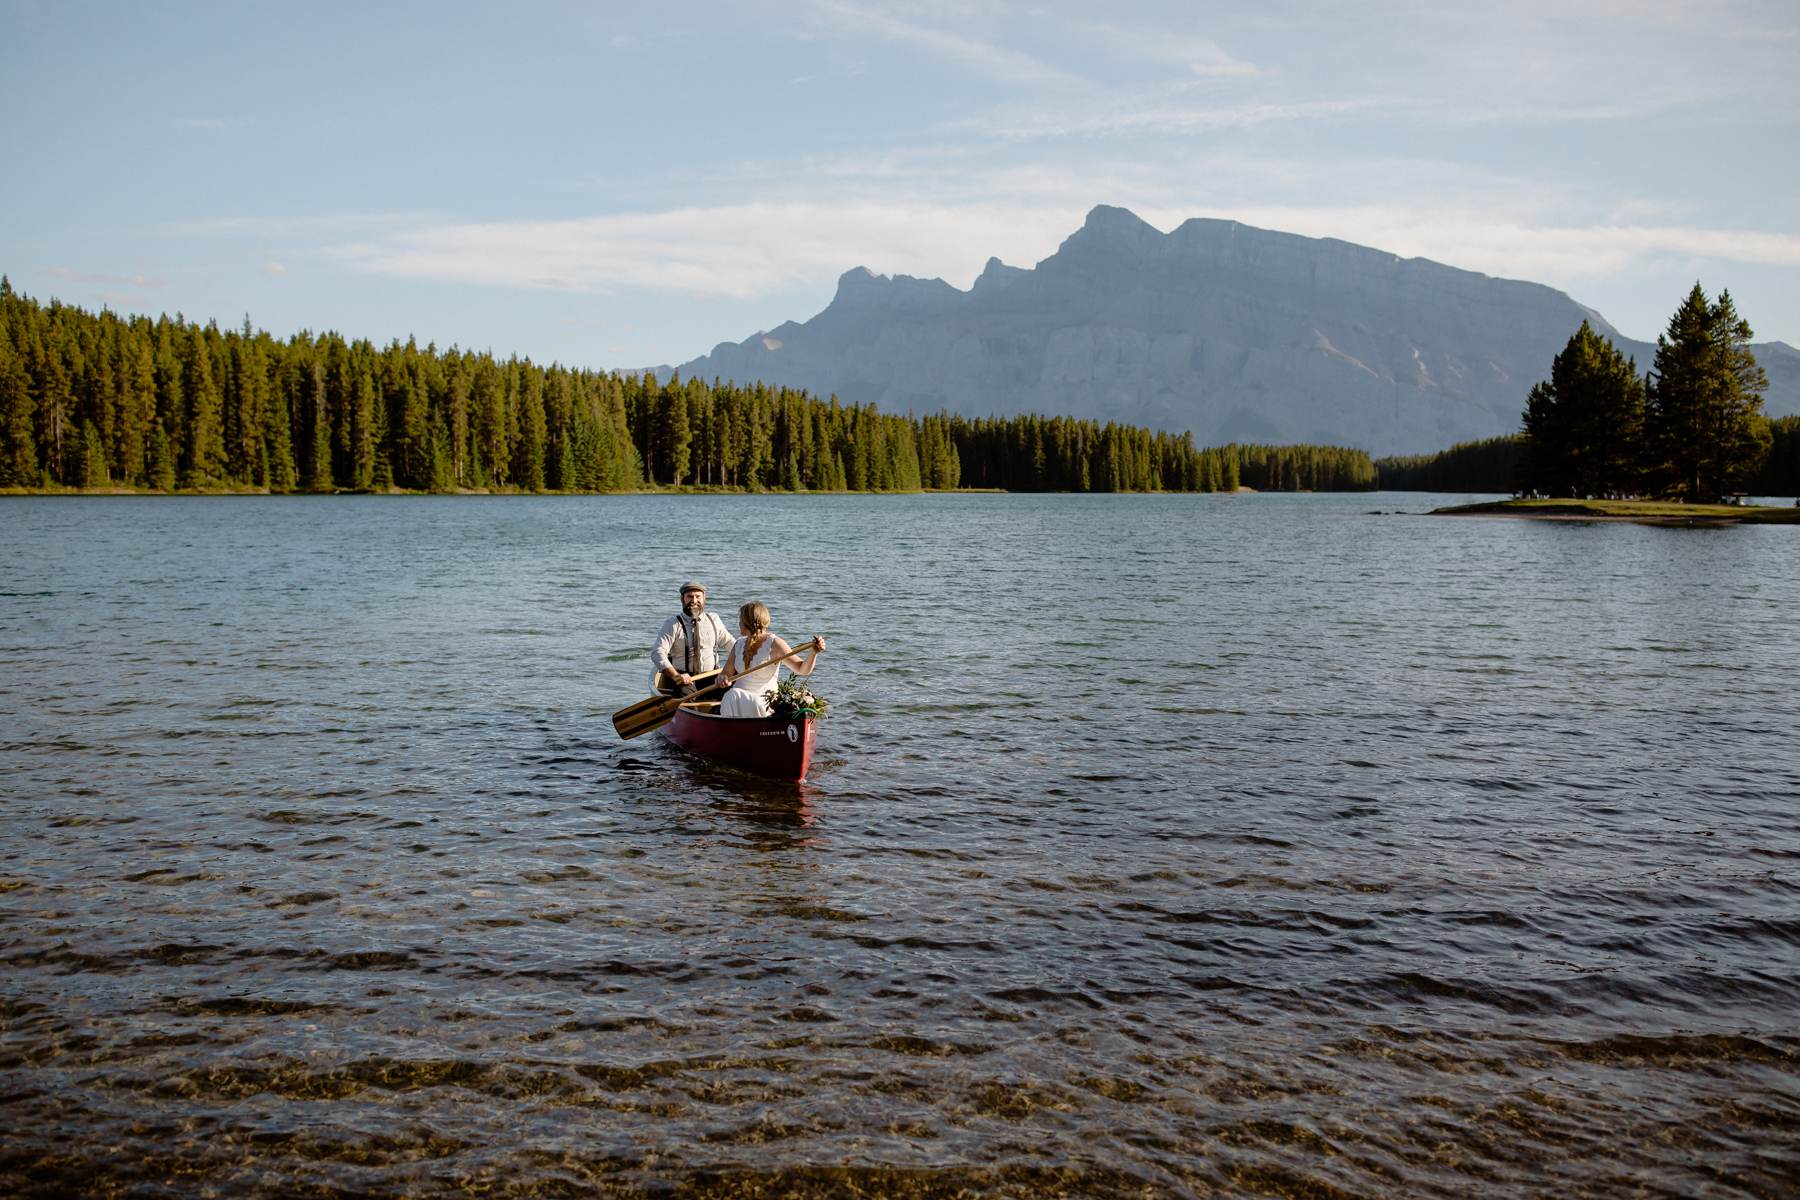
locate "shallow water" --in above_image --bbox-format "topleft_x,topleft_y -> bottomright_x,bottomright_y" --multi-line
2,492 -> 1797,1197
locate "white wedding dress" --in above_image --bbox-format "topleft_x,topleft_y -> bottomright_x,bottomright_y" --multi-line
719,635 -> 783,718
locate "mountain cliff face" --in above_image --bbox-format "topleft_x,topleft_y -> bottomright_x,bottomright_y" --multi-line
674,205 -> 1800,455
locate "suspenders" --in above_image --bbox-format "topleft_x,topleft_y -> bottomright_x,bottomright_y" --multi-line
679,612 -> 722,674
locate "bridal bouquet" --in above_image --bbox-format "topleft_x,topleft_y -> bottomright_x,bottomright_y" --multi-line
770,676 -> 829,719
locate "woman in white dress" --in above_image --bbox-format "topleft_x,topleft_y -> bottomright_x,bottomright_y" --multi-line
717,600 -> 823,718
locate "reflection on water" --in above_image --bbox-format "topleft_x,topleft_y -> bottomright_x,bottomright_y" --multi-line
697,771 -> 823,840
1,492 -> 1797,1197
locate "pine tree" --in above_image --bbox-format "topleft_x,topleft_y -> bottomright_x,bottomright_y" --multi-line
1520,321 -> 1646,498
304,360 -> 332,491
350,365 -> 378,489
446,358 -> 470,488
179,324 -> 226,486
387,342 -> 430,489
468,359 -> 507,488
27,329 -> 72,484
118,334 -> 155,486
428,418 -> 455,492
1704,289 -> 1772,499
598,374 -> 638,490
555,435 -> 575,492
87,344 -> 119,482
152,322 -> 184,483
0,337 -> 36,486
541,369 -> 572,490
149,421 -> 176,490
263,351 -> 297,491
79,419 -> 109,487
514,364 -> 546,491
741,389 -> 770,488
1647,284 -> 1770,502
845,405 -> 870,490
665,381 -> 693,486
226,334 -> 267,485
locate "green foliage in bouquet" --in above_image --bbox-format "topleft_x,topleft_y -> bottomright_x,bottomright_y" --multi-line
770,676 -> 828,719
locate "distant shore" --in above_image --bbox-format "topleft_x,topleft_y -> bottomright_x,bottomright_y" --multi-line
0,486 -> 1019,499
1431,498 -> 1800,526
0,485 -> 1264,499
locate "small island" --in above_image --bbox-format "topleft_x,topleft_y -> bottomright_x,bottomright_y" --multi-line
1432,497 -> 1800,525
1408,286 -> 1798,516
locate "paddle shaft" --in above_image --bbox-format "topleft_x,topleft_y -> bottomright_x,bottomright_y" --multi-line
613,637 -> 822,740
682,637 -> 818,704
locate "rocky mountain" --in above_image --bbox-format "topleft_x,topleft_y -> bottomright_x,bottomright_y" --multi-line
671,205 -> 1800,456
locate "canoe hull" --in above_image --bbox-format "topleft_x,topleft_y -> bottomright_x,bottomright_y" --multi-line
661,707 -> 817,781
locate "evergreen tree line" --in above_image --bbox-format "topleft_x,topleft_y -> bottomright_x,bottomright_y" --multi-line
1375,421 -> 1800,497
1757,416 -> 1800,496
1375,436 -> 1524,493
1520,286 -> 1772,502
937,415 -> 1241,492
0,278 -> 641,493
1374,288 -> 1796,499
622,372 -> 934,492
1226,443 -> 1377,491
0,280 -> 1386,496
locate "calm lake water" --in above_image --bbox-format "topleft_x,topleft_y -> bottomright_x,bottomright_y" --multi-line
2,493 -> 1797,1198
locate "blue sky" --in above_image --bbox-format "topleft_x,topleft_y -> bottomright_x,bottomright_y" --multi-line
4,0 -> 1797,369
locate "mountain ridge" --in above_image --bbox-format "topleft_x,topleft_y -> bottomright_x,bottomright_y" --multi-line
664,206 -> 1798,455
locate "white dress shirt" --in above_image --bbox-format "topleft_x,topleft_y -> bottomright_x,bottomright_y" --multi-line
651,610 -> 736,678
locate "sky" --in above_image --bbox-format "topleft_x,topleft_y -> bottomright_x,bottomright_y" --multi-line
3,0 -> 1798,370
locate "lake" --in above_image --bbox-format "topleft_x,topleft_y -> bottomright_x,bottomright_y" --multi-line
2,492 -> 1796,1197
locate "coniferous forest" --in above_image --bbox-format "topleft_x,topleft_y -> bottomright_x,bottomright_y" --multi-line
1376,287 -> 1798,499
1508,287 -> 1784,502
0,281 -> 1386,496
5,278 -> 1796,502
1375,420 -> 1800,497
1375,436 -> 1525,493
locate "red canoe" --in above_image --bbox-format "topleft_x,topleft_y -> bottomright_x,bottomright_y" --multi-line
661,703 -> 818,781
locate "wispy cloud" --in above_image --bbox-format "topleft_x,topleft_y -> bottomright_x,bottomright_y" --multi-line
1072,20 -> 1265,78
261,261 -> 288,276
1213,205 -> 1800,284
165,212 -> 443,237
959,82 -> 1688,141
47,267 -> 165,288
298,190 -> 1800,325
738,143 -> 981,184
1256,2 -> 1790,123
967,95 -> 1381,139
813,0 -> 1081,85
318,202 -> 1086,298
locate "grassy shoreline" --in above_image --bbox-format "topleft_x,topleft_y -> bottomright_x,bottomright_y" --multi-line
1431,498 -> 1800,525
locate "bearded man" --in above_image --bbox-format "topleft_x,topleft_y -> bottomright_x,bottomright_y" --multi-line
650,581 -> 736,696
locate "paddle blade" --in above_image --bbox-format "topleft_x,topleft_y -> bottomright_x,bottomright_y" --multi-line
610,669 -> 724,740
613,694 -> 684,740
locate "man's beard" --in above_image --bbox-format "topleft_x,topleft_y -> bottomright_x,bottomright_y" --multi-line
683,600 -> 704,617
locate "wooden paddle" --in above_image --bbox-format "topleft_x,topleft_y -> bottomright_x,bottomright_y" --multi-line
611,638 -> 823,740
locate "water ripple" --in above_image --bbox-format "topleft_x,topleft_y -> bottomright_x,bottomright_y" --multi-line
2,493 -> 1797,1196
